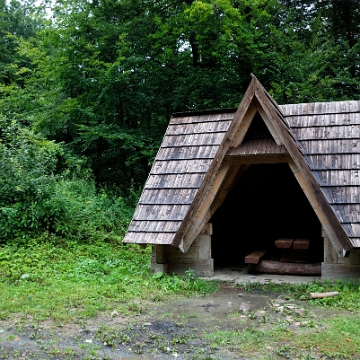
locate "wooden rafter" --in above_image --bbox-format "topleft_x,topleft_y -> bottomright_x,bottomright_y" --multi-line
173,76 -> 353,255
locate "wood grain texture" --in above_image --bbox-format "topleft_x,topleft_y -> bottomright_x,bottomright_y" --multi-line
256,82 -> 353,253
286,114 -> 360,128
146,173 -> 206,189
124,78 -> 359,255
139,189 -> 198,205
313,170 -> 360,186
226,138 -> 288,156
157,145 -> 219,161
123,108 -> 233,246
128,220 -> 182,233
281,100 -> 360,250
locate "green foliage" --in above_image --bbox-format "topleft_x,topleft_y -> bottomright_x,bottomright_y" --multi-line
243,280 -> 360,312
0,116 -> 132,242
1,0 -> 360,244
0,241 -> 217,321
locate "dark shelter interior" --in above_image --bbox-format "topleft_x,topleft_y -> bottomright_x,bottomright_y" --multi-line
211,163 -> 323,267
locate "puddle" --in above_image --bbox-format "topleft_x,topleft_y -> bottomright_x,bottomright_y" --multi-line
0,288 -> 349,359
154,288 -> 273,327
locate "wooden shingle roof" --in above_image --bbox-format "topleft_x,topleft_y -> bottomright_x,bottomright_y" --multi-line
123,110 -> 234,245
280,102 -> 360,248
123,77 -> 359,255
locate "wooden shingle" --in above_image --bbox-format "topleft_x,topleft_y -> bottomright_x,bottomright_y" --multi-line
281,100 -> 360,248
124,78 -> 360,253
123,111 -> 234,245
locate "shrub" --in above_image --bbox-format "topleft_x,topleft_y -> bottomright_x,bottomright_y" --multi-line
0,116 -> 132,243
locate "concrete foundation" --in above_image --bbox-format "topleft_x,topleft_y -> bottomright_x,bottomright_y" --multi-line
321,229 -> 360,281
151,223 -> 214,277
151,225 -> 360,281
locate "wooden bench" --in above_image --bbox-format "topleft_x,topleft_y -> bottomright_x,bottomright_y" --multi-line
245,250 -> 268,265
275,238 -> 311,263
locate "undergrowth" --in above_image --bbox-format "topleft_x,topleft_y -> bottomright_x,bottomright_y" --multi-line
0,238 -> 217,322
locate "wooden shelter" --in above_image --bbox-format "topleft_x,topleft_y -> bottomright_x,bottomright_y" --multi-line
123,77 -> 360,280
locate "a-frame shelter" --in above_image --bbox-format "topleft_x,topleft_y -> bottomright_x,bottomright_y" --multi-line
123,76 -> 360,280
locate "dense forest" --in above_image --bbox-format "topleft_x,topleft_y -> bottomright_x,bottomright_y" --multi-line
1,0 -> 359,242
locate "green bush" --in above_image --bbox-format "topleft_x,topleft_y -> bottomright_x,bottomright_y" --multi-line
0,116 -> 132,243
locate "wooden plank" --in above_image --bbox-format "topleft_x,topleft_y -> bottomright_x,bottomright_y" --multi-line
166,258 -> 214,277
307,154 -> 360,170
166,120 -> 231,136
133,204 -> 190,221
146,173 -> 206,189
291,125 -> 359,141
322,263 -> 360,279
128,220 -> 182,233
151,159 -> 212,175
298,139 -> 360,155
284,114 -> 360,130
275,238 -> 294,249
156,245 -> 168,264
157,145 -> 219,161
281,101 -> 360,118
162,131 -> 225,147
288,160 -> 352,255
323,232 -> 338,264
172,78 -> 258,251
123,232 -> 175,245
226,139 -> 288,156
170,111 -> 235,125
250,260 -> 321,276
199,223 -> 213,236
322,187 -> 360,204
177,161 -> 232,252
139,188 -> 197,205
225,153 -> 290,164
245,250 -> 267,264
313,170 -> 360,186
255,81 -> 353,254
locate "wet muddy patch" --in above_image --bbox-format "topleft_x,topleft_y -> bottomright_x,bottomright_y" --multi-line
0,288 -> 354,359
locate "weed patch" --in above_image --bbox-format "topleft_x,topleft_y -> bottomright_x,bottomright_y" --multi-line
0,240 -> 217,322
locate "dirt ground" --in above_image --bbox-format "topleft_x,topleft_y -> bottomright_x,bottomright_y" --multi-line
0,283 -> 347,360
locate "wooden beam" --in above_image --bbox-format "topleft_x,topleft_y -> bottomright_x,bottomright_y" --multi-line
209,163 -> 249,217
177,162 -> 231,253
225,154 -> 290,164
256,103 -> 283,145
250,260 -> 321,276
172,77 -> 258,251
288,160 -> 350,257
254,81 -> 353,255
156,245 -> 168,264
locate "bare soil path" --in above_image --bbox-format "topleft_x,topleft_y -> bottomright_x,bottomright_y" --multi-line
0,286 -> 349,359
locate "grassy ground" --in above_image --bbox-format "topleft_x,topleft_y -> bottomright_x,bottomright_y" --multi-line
1,238 -> 360,359
0,238 -> 217,322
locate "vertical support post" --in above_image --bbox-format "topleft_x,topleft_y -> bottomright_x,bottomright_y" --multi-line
150,245 -> 168,273
156,245 -> 168,264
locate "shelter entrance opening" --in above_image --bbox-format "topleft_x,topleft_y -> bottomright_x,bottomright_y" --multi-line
210,163 -> 323,273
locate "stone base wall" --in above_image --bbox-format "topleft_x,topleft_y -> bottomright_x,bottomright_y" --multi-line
150,223 -> 214,277
322,229 -> 360,281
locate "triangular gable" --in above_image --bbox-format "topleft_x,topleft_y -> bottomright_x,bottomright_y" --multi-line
172,76 -> 353,255
124,76 -> 354,257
